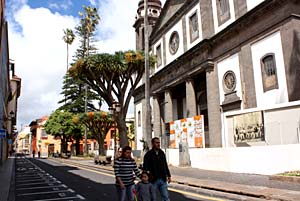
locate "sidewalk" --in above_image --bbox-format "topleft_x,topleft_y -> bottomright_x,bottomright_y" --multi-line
0,157 -> 15,201
56,157 -> 300,201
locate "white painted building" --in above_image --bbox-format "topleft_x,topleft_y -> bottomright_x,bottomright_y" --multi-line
133,0 -> 300,175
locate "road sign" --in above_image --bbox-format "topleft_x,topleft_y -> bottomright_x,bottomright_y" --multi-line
0,129 -> 6,138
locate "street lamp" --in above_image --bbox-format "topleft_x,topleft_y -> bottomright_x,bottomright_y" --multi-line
108,101 -> 121,159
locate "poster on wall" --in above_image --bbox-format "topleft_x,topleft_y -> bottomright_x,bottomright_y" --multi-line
233,111 -> 264,143
169,115 -> 205,148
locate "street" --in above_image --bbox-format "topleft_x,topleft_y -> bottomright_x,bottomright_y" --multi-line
14,157 -> 269,201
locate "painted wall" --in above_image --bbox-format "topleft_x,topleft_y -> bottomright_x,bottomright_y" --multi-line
224,102 -> 300,147
135,102 -> 143,150
165,20 -> 184,65
166,144 -> 300,175
251,31 -> 288,108
246,0 -> 265,11
217,53 -> 243,105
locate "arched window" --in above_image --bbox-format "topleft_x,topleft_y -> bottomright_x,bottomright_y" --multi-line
261,53 -> 278,92
138,111 -> 141,127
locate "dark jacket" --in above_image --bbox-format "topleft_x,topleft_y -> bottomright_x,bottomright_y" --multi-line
143,149 -> 171,182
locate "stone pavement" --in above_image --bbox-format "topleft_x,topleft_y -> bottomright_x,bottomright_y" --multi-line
0,157 -> 15,201
53,157 -> 300,201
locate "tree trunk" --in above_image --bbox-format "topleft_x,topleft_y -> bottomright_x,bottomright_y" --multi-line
117,116 -> 128,147
75,137 -> 80,156
97,133 -> 105,156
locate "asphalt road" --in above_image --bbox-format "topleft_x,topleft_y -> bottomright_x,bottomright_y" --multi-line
15,157 -> 267,201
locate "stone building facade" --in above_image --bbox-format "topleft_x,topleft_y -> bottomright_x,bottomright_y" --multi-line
133,0 -> 300,174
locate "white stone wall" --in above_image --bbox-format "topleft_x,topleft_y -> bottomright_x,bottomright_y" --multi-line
217,53 -> 243,105
246,0 -> 265,11
135,102 -> 143,150
251,31 -> 288,108
166,144 -> 300,175
224,101 -> 300,147
165,20 -> 184,65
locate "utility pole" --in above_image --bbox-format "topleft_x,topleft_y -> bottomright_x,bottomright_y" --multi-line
84,84 -> 88,156
144,0 -> 151,147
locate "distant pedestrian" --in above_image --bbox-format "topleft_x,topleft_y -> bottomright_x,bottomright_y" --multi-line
143,137 -> 171,201
114,146 -> 141,201
136,171 -> 156,201
115,147 -> 123,160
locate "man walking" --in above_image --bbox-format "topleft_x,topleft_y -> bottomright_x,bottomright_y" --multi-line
143,137 -> 171,201
114,146 -> 141,201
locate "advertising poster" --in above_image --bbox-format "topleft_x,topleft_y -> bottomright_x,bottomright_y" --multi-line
168,115 -> 205,148
194,115 -> 205,148
169,121 -> 176,148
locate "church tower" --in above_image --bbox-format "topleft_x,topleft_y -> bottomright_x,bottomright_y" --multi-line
133,0 -> 162,50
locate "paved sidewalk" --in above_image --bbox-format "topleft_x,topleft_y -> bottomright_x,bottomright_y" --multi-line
54,157 -> 300,201
0,157 -> 15,201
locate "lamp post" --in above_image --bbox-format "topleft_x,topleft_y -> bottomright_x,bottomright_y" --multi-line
108,101 -> 121,159
84,84 -> 88,156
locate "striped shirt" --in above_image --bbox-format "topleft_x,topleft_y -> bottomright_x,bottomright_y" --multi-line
114,157 -> 141,186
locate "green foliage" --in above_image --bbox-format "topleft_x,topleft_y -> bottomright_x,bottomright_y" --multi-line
44,109 -> 82,140
59,5 -> 101,113
74,111 -> 113,155
69,50 -> 156,147
74,5 -> 100,59
58,73 -> 101,113
63,28 -> 75,45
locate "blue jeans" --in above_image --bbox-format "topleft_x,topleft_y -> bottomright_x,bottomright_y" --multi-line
153,178 -> 169,201
116,185 -> 135,201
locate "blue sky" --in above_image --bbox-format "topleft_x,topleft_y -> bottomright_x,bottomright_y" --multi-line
27,0 -> 94,16
6,0 -> 165,130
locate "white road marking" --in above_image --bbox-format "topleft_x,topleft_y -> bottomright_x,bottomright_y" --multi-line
17,185 -> 66,191
60,162 -> 226,201
76,194 -> 86,200
33,196 -> 82,201
17,189 -> 73,196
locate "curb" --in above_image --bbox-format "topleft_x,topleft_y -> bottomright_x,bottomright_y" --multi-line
269,175 -> 300,183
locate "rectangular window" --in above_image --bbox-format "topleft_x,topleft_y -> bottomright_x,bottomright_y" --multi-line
41,129 -> 48,139
216,0 -> 230,26
156,44 -> 162,67
261,53 -> 279,92
189,12 -> 199,43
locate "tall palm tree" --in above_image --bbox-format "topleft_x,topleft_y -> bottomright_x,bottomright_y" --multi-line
63,28 -> 75,71
78,6 -> 100,57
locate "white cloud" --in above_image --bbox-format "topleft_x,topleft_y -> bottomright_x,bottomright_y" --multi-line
89,0 -> 97,6
48,3 -> 60,10
8,0 -> 166,130
8,4 -> 78,129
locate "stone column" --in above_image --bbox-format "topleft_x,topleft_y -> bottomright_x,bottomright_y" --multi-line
185,79 -> 197,117
164,90 -> 173,123
153,95 -> 161,138
206,63 -> 222,147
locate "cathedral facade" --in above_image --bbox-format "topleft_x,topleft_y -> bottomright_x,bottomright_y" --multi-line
133,0 -> 300,174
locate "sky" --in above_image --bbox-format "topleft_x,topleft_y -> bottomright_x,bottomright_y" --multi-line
6,0 -> 166,131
